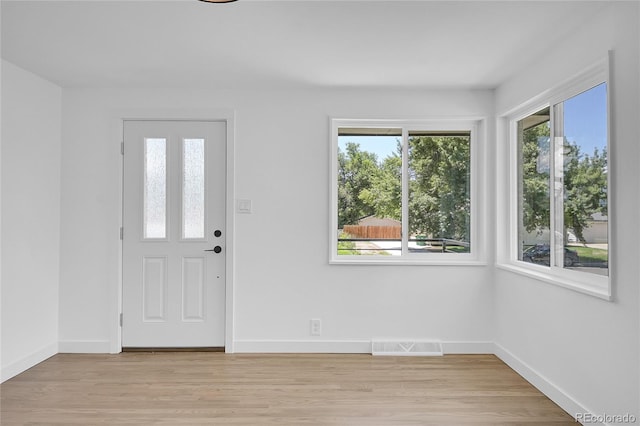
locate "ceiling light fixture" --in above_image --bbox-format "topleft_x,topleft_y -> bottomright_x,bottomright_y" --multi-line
198,0 -> 238,3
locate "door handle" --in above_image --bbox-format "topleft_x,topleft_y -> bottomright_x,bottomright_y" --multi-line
205,246 -> 222,254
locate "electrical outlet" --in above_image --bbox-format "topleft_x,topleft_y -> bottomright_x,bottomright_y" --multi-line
310,319 -> 322,336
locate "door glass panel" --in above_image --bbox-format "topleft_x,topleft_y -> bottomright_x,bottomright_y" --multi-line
144,138 -> 167,239
183,138 -> 205,239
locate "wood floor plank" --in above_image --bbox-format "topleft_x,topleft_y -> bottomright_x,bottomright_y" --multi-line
0,353 -> 575,425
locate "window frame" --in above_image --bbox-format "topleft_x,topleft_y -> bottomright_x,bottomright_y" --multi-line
330,118 -> 485,265
500,57 -> 612,300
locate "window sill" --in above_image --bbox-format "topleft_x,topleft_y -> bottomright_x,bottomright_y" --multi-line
495,262 -> 611,301
330,257 -> 487,266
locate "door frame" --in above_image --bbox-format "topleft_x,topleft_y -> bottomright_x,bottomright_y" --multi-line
111,108 -> 236,353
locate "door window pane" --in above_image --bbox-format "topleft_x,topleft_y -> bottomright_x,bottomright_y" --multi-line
517,108 -> 551,265
408,132 -> 471,254
144,138 -> 167,239
183,139 -> 206,239
337,128 -> 402,256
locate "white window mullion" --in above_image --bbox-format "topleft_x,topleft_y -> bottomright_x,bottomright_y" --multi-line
548,106 -> 557,268
511,119 -> 523,262
469,125 -> 478,257
401,128 -> 409,256
552,103 -> 565,269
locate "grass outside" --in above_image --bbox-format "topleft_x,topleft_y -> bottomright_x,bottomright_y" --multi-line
337,243 -> 360,256
337,232 -> 394,255
568,245 -> 608,264
337,232 -> 359,255
444,245 -> 470,254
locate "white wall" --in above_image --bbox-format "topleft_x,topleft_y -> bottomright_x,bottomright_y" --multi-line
1,60 -> 62,381
494,2 -> 639,421
58,87 -> 495,353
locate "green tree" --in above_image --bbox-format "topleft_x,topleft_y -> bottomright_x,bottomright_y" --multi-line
408,135 -> 470,241
337,143 -> 379,228
521,122 -> 551,233
563,144 -> 608,243
337,137 -> 471,241
521,120 -> 608,244
360,144 -> 402,221
337,124 -> 607,249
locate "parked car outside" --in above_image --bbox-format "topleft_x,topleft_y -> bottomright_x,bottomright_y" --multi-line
522,244 -> 579,267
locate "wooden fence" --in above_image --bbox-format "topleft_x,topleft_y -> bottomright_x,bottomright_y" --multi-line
343,225 -> 401,240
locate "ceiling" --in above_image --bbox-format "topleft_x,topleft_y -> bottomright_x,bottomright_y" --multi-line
1,0 -> 607,90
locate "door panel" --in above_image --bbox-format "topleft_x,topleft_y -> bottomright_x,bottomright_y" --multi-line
122,120 -> 225,347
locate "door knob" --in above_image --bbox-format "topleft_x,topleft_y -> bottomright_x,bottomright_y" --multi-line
205,246 -> 222,254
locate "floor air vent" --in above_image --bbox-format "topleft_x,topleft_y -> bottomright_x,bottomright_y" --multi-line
371,340 -> 443,356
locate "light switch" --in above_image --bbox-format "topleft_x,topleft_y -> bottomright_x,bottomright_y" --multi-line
237,199 -> 252,214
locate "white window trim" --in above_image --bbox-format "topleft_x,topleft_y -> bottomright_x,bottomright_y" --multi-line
499,55 -> 612,300
329,118 -> 486,266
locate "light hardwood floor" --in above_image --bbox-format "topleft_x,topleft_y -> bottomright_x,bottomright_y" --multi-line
1,353 -> 575,425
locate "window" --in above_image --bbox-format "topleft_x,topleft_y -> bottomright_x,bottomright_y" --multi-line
507,60 -> 610,298
330,120 -> 481,264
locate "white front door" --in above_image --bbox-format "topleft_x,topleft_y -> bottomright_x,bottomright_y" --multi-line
122,120 -> 226,348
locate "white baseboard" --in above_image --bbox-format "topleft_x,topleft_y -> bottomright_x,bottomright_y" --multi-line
494,343 -> 601,426
58,340 -> 112,353
232,339 -> 494,354
442,341 -> 494,354
1,342 -> 58,383
233,339 -> 371,353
